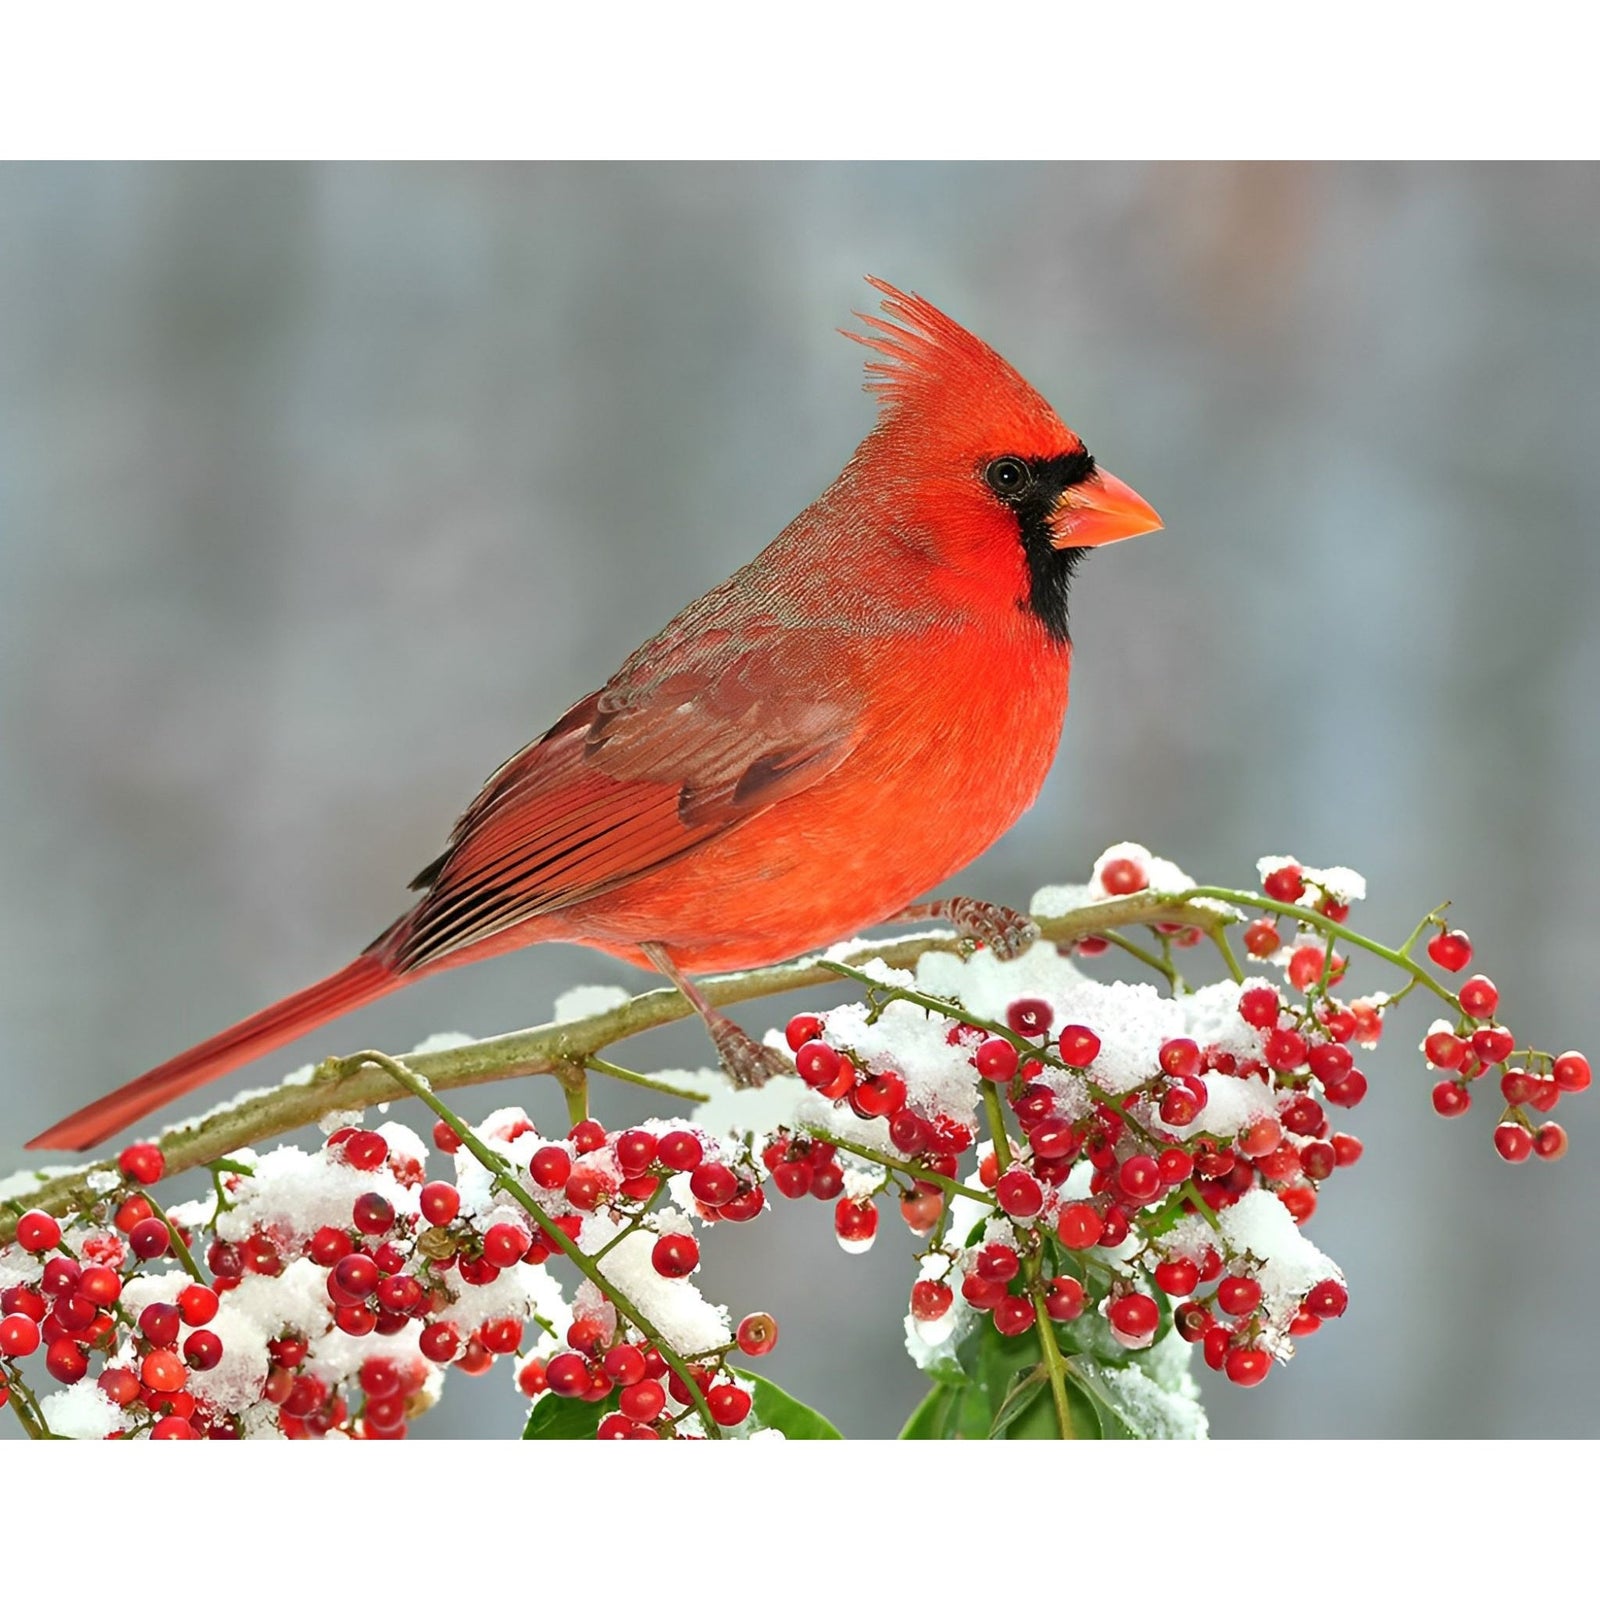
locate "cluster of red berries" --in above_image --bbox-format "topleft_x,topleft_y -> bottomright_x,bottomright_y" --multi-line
2,852 -> 1587,1438
1241,860 -> 1587,1163
521,1310 -> 778,1439
784,976 -> 1361,1386
0,1112 -> 782,1440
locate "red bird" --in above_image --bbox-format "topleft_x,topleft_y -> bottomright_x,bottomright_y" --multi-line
30,279 -> 1161,1151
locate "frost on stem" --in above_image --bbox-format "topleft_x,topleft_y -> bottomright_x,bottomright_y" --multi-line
0,845 -> 1586,1441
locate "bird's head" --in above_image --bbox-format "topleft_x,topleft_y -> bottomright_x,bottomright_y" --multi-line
844,278 -> 1161,640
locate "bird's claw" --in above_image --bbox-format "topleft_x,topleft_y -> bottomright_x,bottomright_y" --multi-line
944,897 -> 1039,961
708,1016 -> 794,1089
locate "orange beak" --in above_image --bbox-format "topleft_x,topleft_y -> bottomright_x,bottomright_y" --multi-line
1048,466 -> 1163,549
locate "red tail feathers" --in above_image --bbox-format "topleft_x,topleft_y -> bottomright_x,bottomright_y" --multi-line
27,952 -> 405,1152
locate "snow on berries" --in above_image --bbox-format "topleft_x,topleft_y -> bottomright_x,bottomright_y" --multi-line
0,843 -> 1587,1441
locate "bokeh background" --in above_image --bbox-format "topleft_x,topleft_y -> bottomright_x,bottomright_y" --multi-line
3,163 -> 1596,1439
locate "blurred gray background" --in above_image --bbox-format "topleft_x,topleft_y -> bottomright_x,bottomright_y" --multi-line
2,163 -> 1596,1439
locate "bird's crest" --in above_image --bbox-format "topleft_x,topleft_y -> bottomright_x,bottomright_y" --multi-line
843,277 -> 1078,453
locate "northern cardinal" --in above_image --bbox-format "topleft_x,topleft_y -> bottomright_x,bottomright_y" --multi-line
30,279 -> 1160,1151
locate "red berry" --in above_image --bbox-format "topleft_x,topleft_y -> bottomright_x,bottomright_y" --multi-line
961,1271 -> 1006,1310
974,1038 -> 1020,1083
1425,1031 -> 1468,1070
1308,1042 -> 1354,1086
1332,1132 -> 1364,1167
975,1242 -> 1021,1283
707,1384 -> 752,1426
16,1210 -> 62,1253
1458,975 -> 1499,1020
689,1162 -> 739,1207
850,1071 -> 907,1120
118,1143 -> 166,1185
342,1130 -> 389,1171
911,1281 -> 954,1321
619,1378 -> 666,1422
615,1128 -> 660,1175
1243,919 -> 1282,958
1301,1141 -> 1337,1180
1108,1293 -> 1159,1346
330,1253 -> 379,1304
529,1146 -> 573,1189
142,1349 -> 187,1394
1057,1023 -> 1101,1067
1100,855 -> 1149,896
993,1295 -> 1036,1337
0,1314 -> 41,1359
569,1119 -> 606,1153
1158,1037 -> 1200,1076
1533,1123 -> 1568,1161
785,1014 -> 824,1051
431,1119 -> 462,1153
1006,999 -> 1054,1037
995,1169 -> 1044,1219
1155,1259 -> 1200,1296
1155,1086 -> 1198,1132
1262,863 -> 1304,904
795,1040 -> 845,1088
656,1130 -> 704,1171
736,1313 -> 779,1357
563,1168 -> 609,1211
183,1329 -> 224,1370
1239,987 -> 1281,1031
1157,1148 -> 1195,1187
1057,1203 -> 1103,1251
418,1322 -> 461,1363
1044,1276 -> 1085,1321
1323,1068 -> 1368,1109
483,1222 -> 532,1269
1237,1120 -> 1282,1160
1305,1279 -> 1348,1318
419,1181 -> 461,1225
834,1197 -> 878,1250
99,1366 -> 140,1406
1427,929 -> 1473,972
809,1162 -> 845,1201
1116,1155 -> 1163,1204
1226,1347 -> 1272,1387
544,1353 -> 592,1398
650,1234 -> 699,1278
1472,1027 -> 1515,1066
1432,1081 -> 1472,1117
1287,947 -> 1325,992
128,1217 -> 172,1260
1553,1052 -> 1591,1093
352,1191 -> 396,1235
177,1284 -> 219,1327
1217,1275 -> 1262,1316
45,1338 -> 88,1384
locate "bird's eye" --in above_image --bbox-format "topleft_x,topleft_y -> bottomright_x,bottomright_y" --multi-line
986,457 -> 1031,496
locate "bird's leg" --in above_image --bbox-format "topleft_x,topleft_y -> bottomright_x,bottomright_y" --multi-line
888,897 -> 1039,960
641,942 -> 793,1089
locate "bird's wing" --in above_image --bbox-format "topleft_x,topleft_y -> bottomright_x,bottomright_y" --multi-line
392,619 -> 862,968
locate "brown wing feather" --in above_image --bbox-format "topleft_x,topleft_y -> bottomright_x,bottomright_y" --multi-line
393,624 -> 860,970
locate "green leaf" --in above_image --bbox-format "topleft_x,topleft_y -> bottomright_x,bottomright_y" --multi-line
521,1392 -> 603,1440
733,1369 -> 843,1439
899,1382 -> 962,1439
896,1314 -> 1205,1440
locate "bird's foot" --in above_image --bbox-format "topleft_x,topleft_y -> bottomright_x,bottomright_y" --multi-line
706,1014 -> 794,1089
895,896 -> 1039,960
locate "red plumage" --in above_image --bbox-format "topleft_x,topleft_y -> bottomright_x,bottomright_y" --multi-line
31,279 -> 1160,1151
